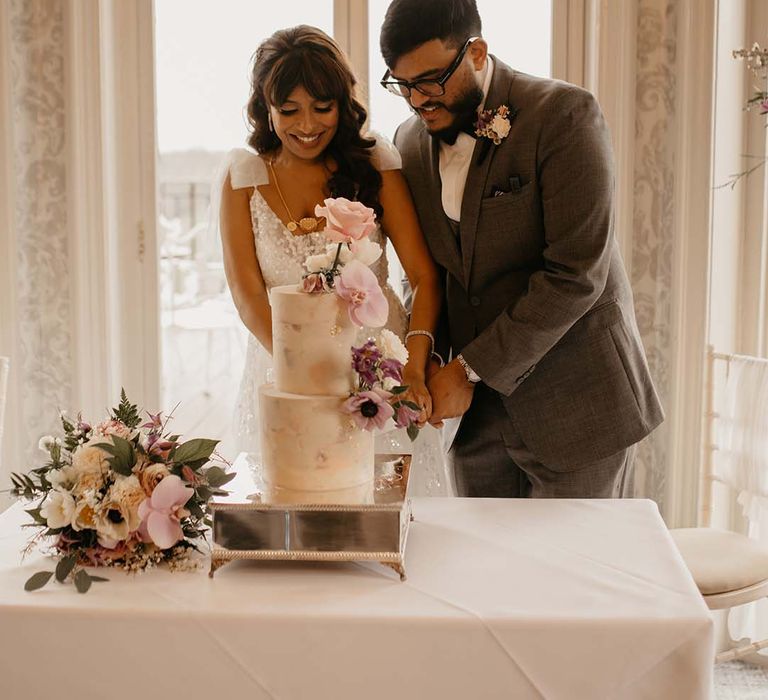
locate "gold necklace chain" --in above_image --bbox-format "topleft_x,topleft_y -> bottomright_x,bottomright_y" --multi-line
267,157 -> 324,235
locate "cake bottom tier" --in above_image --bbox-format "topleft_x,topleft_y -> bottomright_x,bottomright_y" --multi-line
259,384 -> 374,493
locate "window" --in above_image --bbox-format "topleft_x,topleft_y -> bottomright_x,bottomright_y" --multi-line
367,0 -> 552,139
154,0 -> 333,454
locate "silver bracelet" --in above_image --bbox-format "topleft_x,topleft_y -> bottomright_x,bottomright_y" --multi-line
404,329 -> 435,355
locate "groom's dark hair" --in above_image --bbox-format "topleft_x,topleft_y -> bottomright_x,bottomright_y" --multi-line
380,0 -> 482,68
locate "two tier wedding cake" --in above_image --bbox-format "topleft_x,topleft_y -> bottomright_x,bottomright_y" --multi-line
259,286 -> 375,503
256,197 -> 421,505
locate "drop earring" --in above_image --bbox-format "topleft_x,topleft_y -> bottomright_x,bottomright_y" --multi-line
267,111 -> 274,132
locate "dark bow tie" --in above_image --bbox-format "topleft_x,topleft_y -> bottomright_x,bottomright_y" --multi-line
437,119 -> 477,146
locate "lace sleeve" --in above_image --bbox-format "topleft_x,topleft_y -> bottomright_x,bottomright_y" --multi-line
369,131 -> 403,171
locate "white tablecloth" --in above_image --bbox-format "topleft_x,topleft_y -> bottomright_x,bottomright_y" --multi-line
0,497 -> 713,699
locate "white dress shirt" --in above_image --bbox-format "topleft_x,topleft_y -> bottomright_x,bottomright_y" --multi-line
438,56 -> 494,222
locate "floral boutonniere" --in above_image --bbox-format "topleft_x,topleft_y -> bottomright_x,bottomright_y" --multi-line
475,105 -> 513,145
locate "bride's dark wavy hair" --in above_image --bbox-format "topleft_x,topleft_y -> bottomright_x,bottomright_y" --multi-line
247,25 -> 382,218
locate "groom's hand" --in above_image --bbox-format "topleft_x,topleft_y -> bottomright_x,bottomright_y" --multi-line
427,359 -> 476,427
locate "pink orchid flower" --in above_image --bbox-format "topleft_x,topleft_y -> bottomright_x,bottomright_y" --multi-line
137,475 -> 193,550
335,259 -> 389,328
314,197 -> 377,243
342,388 -> 395,431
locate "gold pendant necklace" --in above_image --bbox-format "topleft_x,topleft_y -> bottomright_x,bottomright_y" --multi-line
267,158 -> 324,235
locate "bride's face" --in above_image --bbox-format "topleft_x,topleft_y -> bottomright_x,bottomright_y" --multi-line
269,86 -> 339,161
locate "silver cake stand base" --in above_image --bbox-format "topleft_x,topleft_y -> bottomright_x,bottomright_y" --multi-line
209,454 -> 413,580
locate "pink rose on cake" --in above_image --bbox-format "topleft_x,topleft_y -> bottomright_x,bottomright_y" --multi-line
314,197 -> 376,243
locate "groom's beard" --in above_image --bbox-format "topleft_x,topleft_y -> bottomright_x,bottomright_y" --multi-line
415,84 -> 484,144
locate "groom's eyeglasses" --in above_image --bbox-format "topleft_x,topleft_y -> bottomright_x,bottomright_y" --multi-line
380,37 -> 479,98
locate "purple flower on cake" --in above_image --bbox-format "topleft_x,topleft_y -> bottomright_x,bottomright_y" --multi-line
380,358 -> 404,384
352,340 -> 383,386
137,475 -> 193,550
335,260 -> 388,328
342,388 -> 395,431
314,197 -> 377,243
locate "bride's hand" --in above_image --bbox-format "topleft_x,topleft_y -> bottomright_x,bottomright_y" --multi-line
401,369 -> 433,428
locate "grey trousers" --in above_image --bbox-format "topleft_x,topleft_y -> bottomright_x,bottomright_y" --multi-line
448,384 -> 636,498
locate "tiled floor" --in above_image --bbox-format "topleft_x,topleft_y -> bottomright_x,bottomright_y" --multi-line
715,660 -> 768,698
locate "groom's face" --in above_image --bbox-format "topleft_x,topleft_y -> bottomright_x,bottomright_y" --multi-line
389,38 -> 488,138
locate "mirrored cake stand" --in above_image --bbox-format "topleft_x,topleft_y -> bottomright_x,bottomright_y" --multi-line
209,453 -> 413,580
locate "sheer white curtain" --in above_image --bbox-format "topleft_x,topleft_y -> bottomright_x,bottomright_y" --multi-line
714,354 -> 768,650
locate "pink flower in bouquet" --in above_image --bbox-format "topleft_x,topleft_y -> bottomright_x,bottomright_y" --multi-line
335,260 -> 388,328
342,388 -> 394,431
314,197 -> 376,243
394,403 -> 421,429
93,419 -> 132,440
137,475 -> 193,550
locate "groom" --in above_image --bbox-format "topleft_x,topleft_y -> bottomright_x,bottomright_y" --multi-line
381,0 -> 663,498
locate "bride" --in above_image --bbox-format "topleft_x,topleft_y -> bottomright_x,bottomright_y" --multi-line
218,25 -> 451,496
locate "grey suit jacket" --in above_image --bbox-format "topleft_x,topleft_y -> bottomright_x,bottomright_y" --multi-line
394,58 -> 663,470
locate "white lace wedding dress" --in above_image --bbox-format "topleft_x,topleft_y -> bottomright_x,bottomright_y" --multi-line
220,139 -> 452,497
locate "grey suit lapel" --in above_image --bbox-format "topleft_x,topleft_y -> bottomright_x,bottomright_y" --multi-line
459,59 -> 517,285
418,129 -> 463,283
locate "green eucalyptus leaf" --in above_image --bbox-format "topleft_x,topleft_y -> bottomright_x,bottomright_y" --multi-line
24,571 -> 53,592
88,575 -> 109,583
25,507 -> 47,525
74,569 -> 92,594
173,439 -> 219,465
407,423 -> 420,442
204,466 -> 235,488
403,400 -> 421,411
99,436 -> 135,476
390,385 -> 408,395
55,554 -> 77,583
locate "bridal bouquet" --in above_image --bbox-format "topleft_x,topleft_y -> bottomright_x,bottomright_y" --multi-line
301,197 -> 388,328
10,390 -> 233,593
343,330 -> 422,441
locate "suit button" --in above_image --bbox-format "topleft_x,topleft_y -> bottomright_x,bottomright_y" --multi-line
470,296 -> 481,307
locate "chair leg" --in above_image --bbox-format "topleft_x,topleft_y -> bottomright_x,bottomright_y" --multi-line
716,637 -> 768,663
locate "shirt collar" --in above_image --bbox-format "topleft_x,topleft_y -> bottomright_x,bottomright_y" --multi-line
479,55 -> 494,113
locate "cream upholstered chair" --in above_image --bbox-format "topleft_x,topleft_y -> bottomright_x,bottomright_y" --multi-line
670,348 -> 768,663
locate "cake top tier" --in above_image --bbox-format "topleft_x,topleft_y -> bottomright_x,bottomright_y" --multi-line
270,285 -> 356,396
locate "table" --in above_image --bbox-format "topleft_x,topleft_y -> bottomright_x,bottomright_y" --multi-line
0,497 -> 713,699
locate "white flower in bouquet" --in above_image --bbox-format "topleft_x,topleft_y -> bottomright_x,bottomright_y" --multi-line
329,243 -> 353,265
71,444 -> 109,478
70,444 -> 110,495
96,499 -> 132,544
37,436 -> 58,453
349,239 -> 382,267
47,465 -> 77,491
40,490 -> 76,529
380,328 -> 409,365
71,498 -> 100,532
108,475 -> 145,532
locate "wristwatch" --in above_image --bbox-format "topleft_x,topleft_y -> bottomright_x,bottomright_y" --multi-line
456,354 -> 481,384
